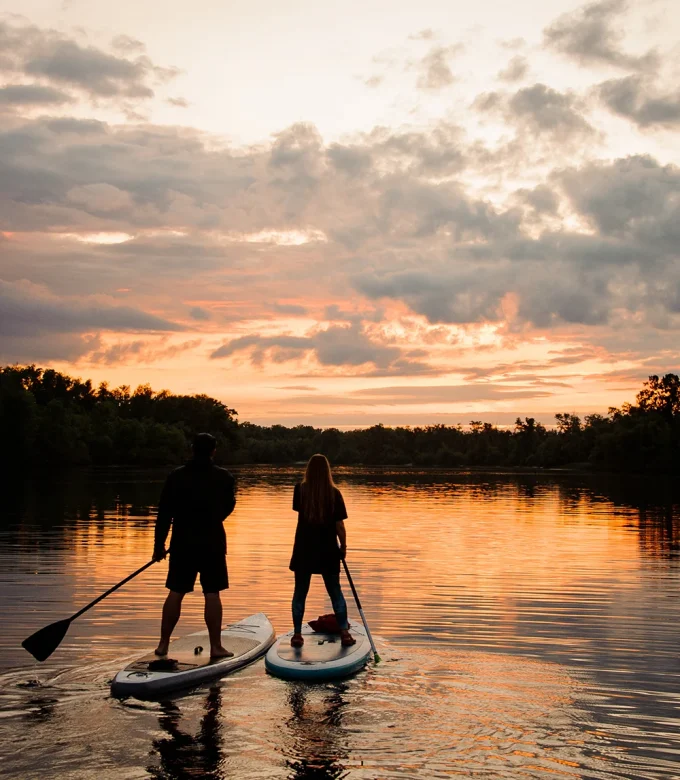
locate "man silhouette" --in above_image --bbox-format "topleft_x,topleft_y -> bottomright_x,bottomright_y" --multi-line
153,433 -> 236,658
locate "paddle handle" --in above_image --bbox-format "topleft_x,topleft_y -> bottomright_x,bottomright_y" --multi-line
341,557 -> 379,661
71,559 -> 156,621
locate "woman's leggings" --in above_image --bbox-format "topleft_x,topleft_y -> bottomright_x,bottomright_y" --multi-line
292,570 -> 348,633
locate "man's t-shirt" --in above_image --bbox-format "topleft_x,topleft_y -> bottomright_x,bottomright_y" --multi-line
154,460 -> 236,556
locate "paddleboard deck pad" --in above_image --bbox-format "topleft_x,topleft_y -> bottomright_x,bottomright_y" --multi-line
265,621 -> 371,681
111,612 -> 275,698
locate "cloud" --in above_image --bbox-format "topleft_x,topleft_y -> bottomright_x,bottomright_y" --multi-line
0,82 -> 678,356
0,84 -> 72,105
497,56 -> 529,83
557,154 -> 680,238
0,12 -> 676,404
510,84 -> 594,138
355,267 -> 510,325
211,334 -> 310,363
314,323 -> 400,367
210,322 -> 433,374
66,183 -> 135,213
279,382 -> 555,408
327,143 -> 373,177
409,29 -> 436,42
0,278 -> 182,362
0,119 -> 258,233
0,19 -> 177,105
87,337 -> 201,365
272,302 -> 308,316
333,122 -> 466,181
597,76 -> 680,128
414,45 -> 462,90
323,304 -> 381,323
371,175 -> 521,241
543,0 -> 658,72
513,184 -> 560,216
476,84 -> 595,141
110,35 -> 146,55
364,75 -> 384,89
353,152 -> 680,329
455,359 -> 583,381
24,42 -> 154,98
0,331 -> 103,362
353,384 -> 554,403
189,306 -> 211,321
270,122 -> 324,176
0,278 -> 181,337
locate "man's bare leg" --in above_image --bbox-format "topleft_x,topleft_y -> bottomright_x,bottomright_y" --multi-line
155,591 -> 185,655
204,592 -> 233,658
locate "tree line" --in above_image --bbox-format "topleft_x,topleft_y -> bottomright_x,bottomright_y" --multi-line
1,365 -> 679,473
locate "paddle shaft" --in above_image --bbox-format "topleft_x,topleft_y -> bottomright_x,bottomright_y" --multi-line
341,557 -> 379,661
71,559 -> 156,621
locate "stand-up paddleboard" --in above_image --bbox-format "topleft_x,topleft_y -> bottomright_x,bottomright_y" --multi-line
265,620 -> 371,681
111,613 -> 275,698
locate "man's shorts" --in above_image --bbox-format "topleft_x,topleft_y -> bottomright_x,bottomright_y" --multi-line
166,551 -> 229,594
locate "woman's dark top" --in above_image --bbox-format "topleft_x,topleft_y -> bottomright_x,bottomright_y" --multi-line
289,482 -> 347,574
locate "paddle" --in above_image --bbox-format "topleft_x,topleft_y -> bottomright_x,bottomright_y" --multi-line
341,556 -> 381,664
22,559 -> 157,662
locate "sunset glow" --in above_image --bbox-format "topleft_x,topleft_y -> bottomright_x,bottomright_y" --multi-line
1,0 -> 679,427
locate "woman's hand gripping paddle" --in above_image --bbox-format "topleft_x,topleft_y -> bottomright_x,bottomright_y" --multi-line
22,558 -> 158,662
341,555 -> 381,664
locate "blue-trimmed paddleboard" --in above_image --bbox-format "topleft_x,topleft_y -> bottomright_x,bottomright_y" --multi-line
265,620 -> 370,681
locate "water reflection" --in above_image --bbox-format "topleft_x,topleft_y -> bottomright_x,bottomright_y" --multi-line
149,687 -> 223,780
638,504 -> 680,558
23,695 -> 57,725
2,467 -> 679,558
284,683 -> 348,780
2,467 -> 680,779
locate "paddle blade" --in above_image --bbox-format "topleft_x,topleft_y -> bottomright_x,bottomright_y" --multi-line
22,618 -> 72,662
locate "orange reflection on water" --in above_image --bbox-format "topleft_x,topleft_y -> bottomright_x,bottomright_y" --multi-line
11,467 -> 665,670
3,468 -> 680,779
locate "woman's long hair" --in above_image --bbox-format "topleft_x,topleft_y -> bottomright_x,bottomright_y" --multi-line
301,454 -> 336,523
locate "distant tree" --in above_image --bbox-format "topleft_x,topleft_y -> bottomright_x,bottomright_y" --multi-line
3,365 -> 679,473
635,374 -> 680,419
513,417 -> 547,466
555,413 -> 581,434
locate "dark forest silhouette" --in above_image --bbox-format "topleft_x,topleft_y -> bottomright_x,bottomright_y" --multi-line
1,365 -> 679,473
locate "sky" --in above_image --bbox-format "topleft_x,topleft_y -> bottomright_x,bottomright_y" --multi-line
1,0 -> 679,427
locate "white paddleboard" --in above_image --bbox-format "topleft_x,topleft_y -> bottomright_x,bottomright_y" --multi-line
265,620 -> 371,681
111,613 -> 275,698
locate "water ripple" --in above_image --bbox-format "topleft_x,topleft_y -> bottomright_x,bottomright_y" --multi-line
1,467 -> 679,778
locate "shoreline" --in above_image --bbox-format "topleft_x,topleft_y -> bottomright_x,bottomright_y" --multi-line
7,462 -> 677,479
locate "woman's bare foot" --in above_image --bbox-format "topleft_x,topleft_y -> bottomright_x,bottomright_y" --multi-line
210,645 -> 234,659
290,633 -> 304,648
154,642 -> 169,656
340,629 -> 356,646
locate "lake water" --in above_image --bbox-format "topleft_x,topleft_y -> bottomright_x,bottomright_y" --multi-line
1,466 -> 679,779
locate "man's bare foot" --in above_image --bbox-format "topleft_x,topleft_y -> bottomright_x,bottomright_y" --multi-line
210,645 -> 234,659
154,642 -> 169,656
340,630 -> 356,647
290,633 -> 304,648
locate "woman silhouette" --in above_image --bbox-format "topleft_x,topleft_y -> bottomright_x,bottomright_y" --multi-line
289,454 -> 355,648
